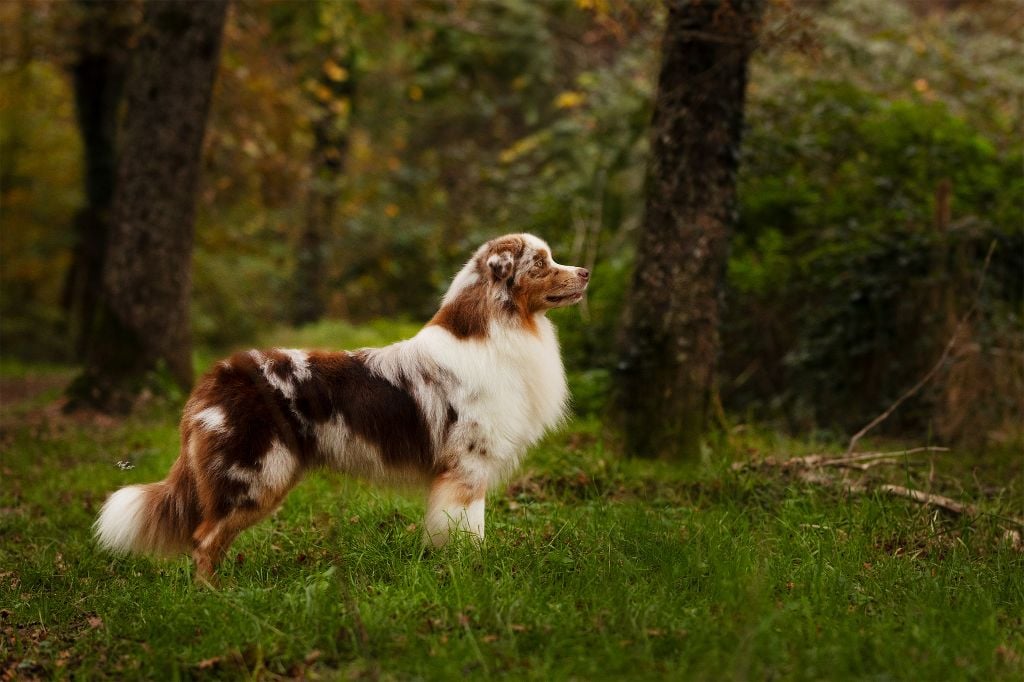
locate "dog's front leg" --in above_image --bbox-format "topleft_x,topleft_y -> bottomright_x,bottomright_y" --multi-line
424,471 -> 485,547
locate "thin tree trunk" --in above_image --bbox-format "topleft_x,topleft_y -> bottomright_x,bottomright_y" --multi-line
68,0 -> 229,413
615,0 -> 764,459
292,53 -> 354,326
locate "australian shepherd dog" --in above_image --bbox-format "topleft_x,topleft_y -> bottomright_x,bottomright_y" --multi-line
95,233 -> 589,579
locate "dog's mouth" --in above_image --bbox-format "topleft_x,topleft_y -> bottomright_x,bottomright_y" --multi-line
545,289 -> 586,305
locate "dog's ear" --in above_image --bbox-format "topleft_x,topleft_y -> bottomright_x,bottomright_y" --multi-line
487,250 -> 516,282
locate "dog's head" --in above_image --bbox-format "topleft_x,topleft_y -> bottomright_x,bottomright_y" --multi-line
434,234 -> 589,338
479,234 -> 589,313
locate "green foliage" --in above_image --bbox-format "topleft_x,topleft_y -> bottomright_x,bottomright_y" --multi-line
724,82 -> 1024,437
0,61 -> 82,361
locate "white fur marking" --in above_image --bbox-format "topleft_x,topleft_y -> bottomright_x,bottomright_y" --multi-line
226,463 -> 256,483
262,439 -> 296,492
193,406 -> 228,433
252,348 -> 310,400
281,348 -> 311,381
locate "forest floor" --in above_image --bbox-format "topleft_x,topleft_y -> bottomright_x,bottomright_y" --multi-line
2,321 -> 1022,680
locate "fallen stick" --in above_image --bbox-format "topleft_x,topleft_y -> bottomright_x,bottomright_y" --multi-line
835,458 -> 927,472
875,484 -> 978,517
872,485 -> 1024,530
732,446 -> 949,472
822,447 -> 949,467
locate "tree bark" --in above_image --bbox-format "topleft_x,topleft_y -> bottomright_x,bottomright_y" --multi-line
69,0 -> 229,413
615,0 -> 764,459
62,1 -> 134,361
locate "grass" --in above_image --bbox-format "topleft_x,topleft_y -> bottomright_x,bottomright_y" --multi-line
2,321 -> 1023,680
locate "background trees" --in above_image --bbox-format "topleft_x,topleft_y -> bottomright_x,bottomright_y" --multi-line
0,0 -> 1020,444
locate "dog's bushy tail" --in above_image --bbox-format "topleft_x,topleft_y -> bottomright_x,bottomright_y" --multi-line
94,459 -> 201,557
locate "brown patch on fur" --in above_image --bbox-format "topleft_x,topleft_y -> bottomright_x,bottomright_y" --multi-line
486,235 -> 526,264
296,351 -> 435,472
430,471 -> 485,506
428,283 -> 491,339
260,348 -> 295,380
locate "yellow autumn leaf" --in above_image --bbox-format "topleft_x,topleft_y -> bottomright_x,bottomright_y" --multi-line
408,85 -> 424,101
314,84 -> 333,102
329,99 -> 350,117
385,203 -> 400,217
554,91 -> 585,109
498,136 -> 539,164
576,0 -> 609,14
323,59 -> 348,82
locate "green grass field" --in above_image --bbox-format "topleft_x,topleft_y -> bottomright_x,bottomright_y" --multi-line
2,322 -> 1022,680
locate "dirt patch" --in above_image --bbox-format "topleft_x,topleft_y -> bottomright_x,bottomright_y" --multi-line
0,375 -> 68,410
0,374 -> 122,439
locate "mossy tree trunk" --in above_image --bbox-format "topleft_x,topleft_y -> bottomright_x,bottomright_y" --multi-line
615,0 -> 764,459
68,0 -> 229,413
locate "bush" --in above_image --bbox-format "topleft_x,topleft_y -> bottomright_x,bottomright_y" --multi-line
722,82 -> 1024,441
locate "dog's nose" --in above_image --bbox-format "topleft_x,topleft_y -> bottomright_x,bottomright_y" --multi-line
578,268 -> 590,281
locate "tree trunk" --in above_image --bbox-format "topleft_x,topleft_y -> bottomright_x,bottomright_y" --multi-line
615,0 -> 764,459
62,1 -> 134,361
68,0 -> 229,413
292,53 -> 354,326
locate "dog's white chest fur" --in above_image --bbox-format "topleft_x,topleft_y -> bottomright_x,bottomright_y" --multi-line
414,318 -> 568,482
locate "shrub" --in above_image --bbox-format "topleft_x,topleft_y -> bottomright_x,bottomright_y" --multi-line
722,82 -> 1023,441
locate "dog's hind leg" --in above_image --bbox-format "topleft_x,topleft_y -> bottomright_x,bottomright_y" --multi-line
192,517 -> 240,583
191,440 -> 301,582
191,503 -> 282,583
424,471 -> 485,547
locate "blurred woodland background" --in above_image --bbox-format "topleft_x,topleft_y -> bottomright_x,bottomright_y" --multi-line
1,0 -> 1021,452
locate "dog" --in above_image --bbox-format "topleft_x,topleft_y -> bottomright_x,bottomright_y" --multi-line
95,233 -> 589,579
